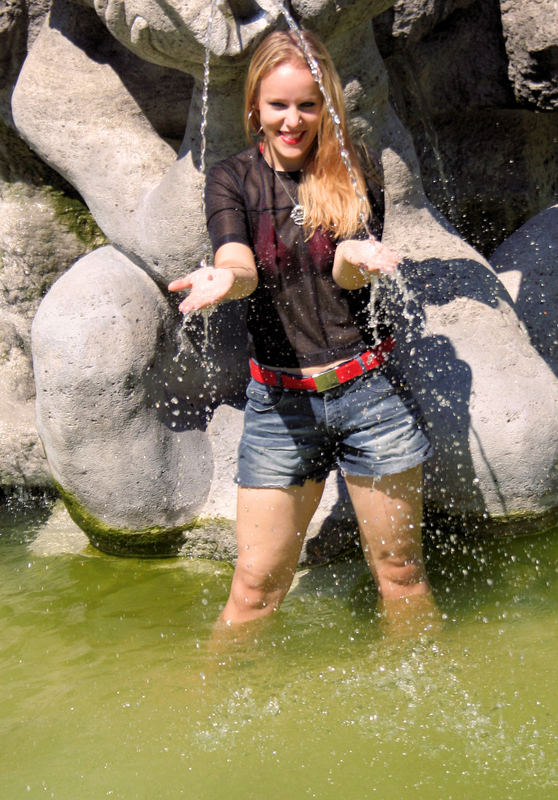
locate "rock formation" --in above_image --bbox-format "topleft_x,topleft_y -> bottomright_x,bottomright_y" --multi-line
3,0 -> 558,554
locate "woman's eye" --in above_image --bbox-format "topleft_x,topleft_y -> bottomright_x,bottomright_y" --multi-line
270,102 -> 286,108
300,102 -> 316,109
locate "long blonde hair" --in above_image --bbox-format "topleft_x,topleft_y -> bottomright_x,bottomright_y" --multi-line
244,30 -> 371,239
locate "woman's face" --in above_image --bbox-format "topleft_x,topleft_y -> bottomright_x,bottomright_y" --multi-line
255,61 -> 323,172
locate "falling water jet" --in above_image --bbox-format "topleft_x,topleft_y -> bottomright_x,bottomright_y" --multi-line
175,0 -> 219,365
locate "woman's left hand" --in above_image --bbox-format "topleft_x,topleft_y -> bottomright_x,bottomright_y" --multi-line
340,238 -> 399,276
332,237 -> 399,289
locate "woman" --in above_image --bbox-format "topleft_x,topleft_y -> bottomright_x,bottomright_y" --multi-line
169,30 -> 433,628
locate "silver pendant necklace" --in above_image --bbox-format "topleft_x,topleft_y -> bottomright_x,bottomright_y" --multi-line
272,165 -> 305,227
289,203 -> 305,227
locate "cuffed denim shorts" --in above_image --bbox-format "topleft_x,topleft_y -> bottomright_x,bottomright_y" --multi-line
236,363 -> 432,488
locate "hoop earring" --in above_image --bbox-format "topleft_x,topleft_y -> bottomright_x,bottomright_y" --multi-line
248,110 -> 263,138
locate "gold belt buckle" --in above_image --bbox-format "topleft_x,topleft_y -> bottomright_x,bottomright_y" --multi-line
313,367 -> 341,392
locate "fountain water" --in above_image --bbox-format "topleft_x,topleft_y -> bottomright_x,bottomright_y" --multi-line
3,506 -> 558,797
175,0 -> 219,363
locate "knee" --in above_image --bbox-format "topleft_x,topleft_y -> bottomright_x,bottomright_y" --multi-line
374,550 -> 428,595
228,565 -> 291,617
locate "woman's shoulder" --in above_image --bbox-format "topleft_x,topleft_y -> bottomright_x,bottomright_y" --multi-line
208,146 -> 260,179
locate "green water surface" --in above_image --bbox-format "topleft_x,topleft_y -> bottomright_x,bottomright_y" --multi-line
1,506 -> 558,800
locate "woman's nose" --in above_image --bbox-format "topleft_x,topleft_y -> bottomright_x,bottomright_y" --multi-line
285,106 -> 301,128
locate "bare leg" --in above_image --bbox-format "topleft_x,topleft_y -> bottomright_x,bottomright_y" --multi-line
220,480 -> 325,626
345,466 -> 428,596
345,466 -> 439,633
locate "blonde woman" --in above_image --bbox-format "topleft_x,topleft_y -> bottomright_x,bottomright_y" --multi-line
169,30 -> 433,628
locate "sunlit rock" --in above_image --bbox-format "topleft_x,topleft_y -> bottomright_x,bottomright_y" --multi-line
500,0 -> 558,110
374,0 -> 558,254
491,205 -> 558,373
0,120 -> 104,486
32,245 -> 213,553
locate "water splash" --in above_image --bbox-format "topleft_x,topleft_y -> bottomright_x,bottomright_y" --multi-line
391,268 -> 422,332
174,276 -> 215,361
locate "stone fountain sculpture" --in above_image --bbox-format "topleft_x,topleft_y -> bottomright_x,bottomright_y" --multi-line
5,0 -> 558,554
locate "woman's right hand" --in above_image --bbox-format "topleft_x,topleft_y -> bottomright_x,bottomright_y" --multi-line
168,266 -> 235,314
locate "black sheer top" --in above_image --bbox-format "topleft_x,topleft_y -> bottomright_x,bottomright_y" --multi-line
205,146 -> 387,369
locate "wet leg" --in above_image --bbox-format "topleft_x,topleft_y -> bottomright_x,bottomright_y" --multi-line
220,480 -> 325,626
345,466 -> 428,596
345,466 -> 439,632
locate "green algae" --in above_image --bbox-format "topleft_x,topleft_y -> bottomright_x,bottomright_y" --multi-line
54,480 -> 199,558
48,189 -> 107,249
1,118 -> 107,251
54,476 -> 558,561
3,509 -> 558,800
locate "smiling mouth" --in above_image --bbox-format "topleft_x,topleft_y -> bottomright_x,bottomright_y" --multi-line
279,131 -> 305,145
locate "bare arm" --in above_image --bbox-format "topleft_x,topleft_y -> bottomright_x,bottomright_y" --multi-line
332,237 -> 399,290
168,242 -> 258,314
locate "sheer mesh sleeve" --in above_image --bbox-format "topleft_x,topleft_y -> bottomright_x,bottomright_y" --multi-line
205,161 -> 251,253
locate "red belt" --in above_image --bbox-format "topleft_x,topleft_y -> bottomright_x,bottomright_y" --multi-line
249,337 -> 396,393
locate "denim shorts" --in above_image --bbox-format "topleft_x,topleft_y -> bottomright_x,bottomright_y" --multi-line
236,364 -> 432,488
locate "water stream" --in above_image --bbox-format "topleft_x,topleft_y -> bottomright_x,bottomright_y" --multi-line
175,0 -> 219,364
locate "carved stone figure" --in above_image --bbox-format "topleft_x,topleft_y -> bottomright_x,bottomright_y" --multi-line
4,0 -> 558,553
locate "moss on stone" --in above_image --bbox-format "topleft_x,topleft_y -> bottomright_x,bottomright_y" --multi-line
48,190 -> 108,249
178,516 -> 237,562
54,483 -> 558,561
424,502 -> 558,540
1,119 -> 107,251
54,481 -> 199,557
